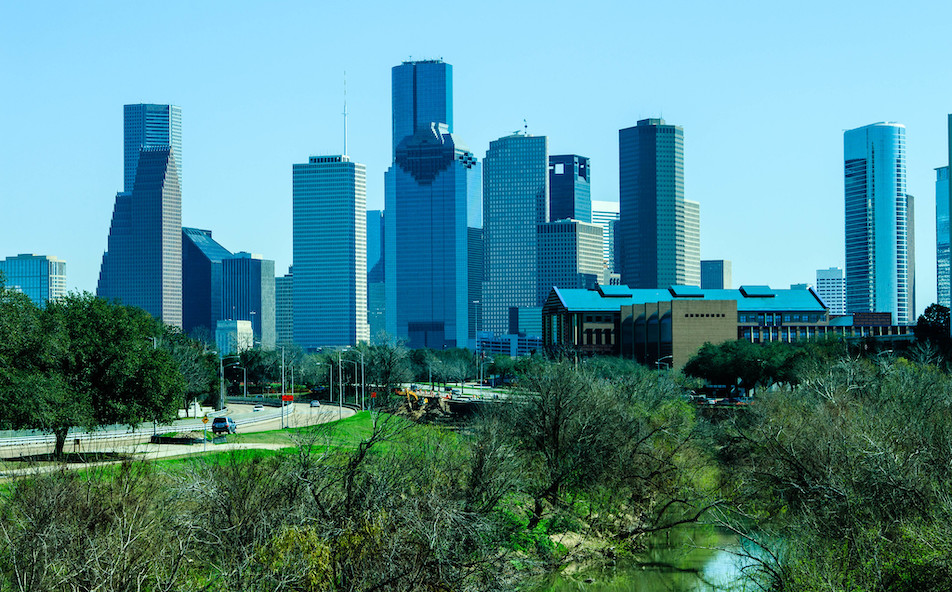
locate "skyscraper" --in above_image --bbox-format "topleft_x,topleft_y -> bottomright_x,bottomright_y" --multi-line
816,267 -> 846,315
97,145 -> 182,327
293,155 -> 369,349
591,200 -> 619,272
537,220 -> 603,303
391,60 -> 453,156
942,171 -> 952,308
0,254 -> 66,307
366,210 -> 386,340
385,60 -> 480,349
844,122 -> 913,324
483,133 -> 548,336
275,267 -> 294,347
700,260 -> 732,290
124,104 -> 182,194
618,118 -> 700,289
222,252 -> 275,349
182,227 -> 232,337
549,155 -> 591,223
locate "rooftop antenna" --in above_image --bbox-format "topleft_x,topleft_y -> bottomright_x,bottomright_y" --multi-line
342,71 -> 348,157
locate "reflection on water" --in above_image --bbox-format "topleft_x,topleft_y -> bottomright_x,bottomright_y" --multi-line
537,526 -> 754,592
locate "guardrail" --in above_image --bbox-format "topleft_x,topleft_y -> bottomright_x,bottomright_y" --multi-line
0,405 -> 295,448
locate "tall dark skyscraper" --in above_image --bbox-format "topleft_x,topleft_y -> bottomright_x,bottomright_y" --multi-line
391,60 -> 453,156
618,118 -> 700,289
97,146 -> 182,326
222,252 -> 276,349
182,227 -> 232,337
548,155 -> 591,223
385,60 -> 481,349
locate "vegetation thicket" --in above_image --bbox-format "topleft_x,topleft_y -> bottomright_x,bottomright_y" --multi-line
5,276 -> 952,590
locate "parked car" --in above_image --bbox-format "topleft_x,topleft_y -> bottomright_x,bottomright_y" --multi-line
310,400 -> 321,408
211,416 -> 237,434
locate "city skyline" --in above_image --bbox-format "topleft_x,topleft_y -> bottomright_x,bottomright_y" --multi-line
2,1 -> 951,318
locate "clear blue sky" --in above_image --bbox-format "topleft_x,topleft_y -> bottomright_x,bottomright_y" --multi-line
2,0 -> 950,317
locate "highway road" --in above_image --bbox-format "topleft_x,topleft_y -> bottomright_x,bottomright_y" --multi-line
0,403 -> 356,466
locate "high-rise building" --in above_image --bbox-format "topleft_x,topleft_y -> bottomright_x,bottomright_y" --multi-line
700,260 -> 732,290
537,220 -> 603,304
549,155 -> 591,223
222,252 -> 275,349
941,173 -> 952,309
97,146 -> 182,327
385,125 -> 480,348
366,210 -> 386,340
618,118 -> 700,288
483,133 -> 548,336
275,267 -> 294,347
124,104 -> 182,194
391,60 -> 453,156
816,267 -> 846,315
293,155 -> 368,349
844,122 -> 914,324
592,200 -> 620,271
385,60 -> 480,349
0,254 -> 66,307
182,228 -> 232,338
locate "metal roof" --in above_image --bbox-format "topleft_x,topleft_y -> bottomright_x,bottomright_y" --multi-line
550,285 -> 827,313
183,227 -> 232,262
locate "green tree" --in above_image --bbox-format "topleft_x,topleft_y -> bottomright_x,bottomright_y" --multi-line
0,293 -> 185,457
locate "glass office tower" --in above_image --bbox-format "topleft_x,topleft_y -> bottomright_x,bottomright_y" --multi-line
0,254 -> 66,307
385,125 -> 479,349
483,133 -> 548,336
124,104 -> 182,194
618,119 -> 700,288
549,155 -> 591,223
222,252 -> 276,350
98,146 -> 182,327
844,122 -> 913,324
386,60 -> 480,349
391,60 -> 453,156
293,155 -> 369,349
182,227 -> 232,337
938,167 -> 950,309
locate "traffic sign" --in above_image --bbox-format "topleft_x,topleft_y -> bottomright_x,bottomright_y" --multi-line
202,416 -> 209,424
281,394 -> 293,402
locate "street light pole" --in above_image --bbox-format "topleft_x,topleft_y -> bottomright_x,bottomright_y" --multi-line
337,350 -> 343,422
281,346 -> 286,428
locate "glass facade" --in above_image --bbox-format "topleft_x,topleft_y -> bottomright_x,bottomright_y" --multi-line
937,167 -> 950,309
483,133 -> 548,336
618,118 -> 699,288
0,254 -> 66,307
844,122 -> 913,324
275,268 -> 294,347
591,200 -> 619,270
385,126 -> 479,349
391,60 -> 452,157
548,155 -> 592,223
97,146 -> 182,327
222,252 -> 276,349
700,260 -> 732,290
293,155 -> 368,349
182,227 -> 232,337
124,104 -> 182,194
